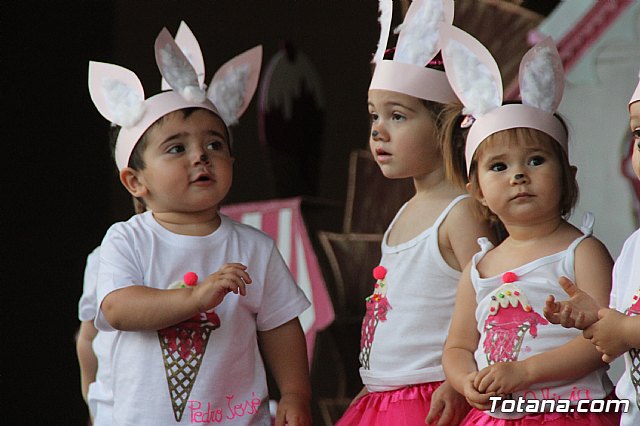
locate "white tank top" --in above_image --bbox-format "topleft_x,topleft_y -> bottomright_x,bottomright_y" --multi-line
471,214 -> 613,418
359,195 -> 469,392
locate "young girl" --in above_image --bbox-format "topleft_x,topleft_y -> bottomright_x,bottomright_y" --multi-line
439,24 -> 620,425
544,70 -> 640,426
89,25 -> 311,425
337,1 -> 496,424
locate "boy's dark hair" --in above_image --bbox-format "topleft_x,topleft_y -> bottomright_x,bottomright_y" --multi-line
108,107 -> 230,171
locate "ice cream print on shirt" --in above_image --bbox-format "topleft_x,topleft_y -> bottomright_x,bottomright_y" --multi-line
483,272 -> 549,364
624,288 -> 640,409
157,272 -> 221,422
360,266 -> 392,370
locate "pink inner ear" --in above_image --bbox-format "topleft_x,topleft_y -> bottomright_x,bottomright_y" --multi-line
88,61 -> 145,124
518,37 -> 564,113
209,45 -> 263,120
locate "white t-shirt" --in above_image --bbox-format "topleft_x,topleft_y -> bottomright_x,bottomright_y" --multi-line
471,226 -> 613,419
359,195 -> 468,392
77,246 -> 114,426
610,228 -> 640,426
96,212 -> 310,425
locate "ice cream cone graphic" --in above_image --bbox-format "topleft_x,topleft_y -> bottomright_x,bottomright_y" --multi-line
360,266 -> 392,370
157,272 -> 221,421
624,288 -> 640,409
483,272 -> 548,364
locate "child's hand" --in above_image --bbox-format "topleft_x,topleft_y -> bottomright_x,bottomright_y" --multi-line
274,393 -> 311,426
543,276 -> 601,330
462,371 -> 494,410
192,263 -> 252,312
425,380 -> 470,425
583,308 -> 631,363
474,361 -> 531,396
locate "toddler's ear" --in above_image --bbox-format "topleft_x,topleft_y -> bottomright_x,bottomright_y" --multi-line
466,181 -> 487,206
119,167 -> 148,198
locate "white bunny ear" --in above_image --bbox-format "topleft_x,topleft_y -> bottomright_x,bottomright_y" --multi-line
88,61 -> 146,127
372,0 -> 393,64
207,45 -> 262,126
162,21 -> 205,91
395,0 -> 447,66
439,23 -> 502,117
155,27 -> 206,102
519,37 -> 564,113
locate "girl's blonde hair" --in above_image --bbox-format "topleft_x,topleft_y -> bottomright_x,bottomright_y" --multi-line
437,102 -> 468,189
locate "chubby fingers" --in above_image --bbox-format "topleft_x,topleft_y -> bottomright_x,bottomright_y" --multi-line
558,276 -> 578,296
465,387 -> 493,411
217,263 -> 252,295
543,294 -> 560,320
473,367 -> 492,392
425,396 -> 444,424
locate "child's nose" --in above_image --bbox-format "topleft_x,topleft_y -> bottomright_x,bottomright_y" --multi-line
371,124 -> 388,141
192,147 -> 210,164
510,172 -> 527,184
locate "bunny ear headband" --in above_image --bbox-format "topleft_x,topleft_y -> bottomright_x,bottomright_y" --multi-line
439,24 -> 567,173
369,0 -> 457,103
630,68 -> 640,108
89,21 -> 262,171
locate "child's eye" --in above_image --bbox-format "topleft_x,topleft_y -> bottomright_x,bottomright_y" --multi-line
632,128 -> 640,141
206,141 -> 225,151
489,162 -> 506,172
369,112 -> 379,123
392,112 -> 406,121
528,155 -> 545,166
167,145 -> 185,154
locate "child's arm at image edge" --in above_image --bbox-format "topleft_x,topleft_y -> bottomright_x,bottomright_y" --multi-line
76,320 -> 98,405
258,318 -> 311,426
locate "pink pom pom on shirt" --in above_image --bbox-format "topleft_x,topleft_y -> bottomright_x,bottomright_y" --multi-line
184,272 -> 198,286
373,266 -> 387,280
502,271 -> 518,284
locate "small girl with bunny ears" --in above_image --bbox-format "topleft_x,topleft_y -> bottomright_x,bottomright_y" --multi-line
544,70 -> 640,426
337,1 -> 496,425
89,23 -> 311,425
438,24 -> 620,424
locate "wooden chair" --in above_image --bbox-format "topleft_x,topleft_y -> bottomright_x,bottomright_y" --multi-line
312,232 -> 383,423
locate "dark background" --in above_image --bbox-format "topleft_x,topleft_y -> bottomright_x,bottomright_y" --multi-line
9,2 -> 378,423
7,1 -> 559,423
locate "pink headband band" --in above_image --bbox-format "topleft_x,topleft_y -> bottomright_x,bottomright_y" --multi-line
465,104 -> 568,167
111,91 -> 219,172
89,22 -> 261,171
630,69 -> 640,107
369,60 -> 456,103
440,24 -> 567,172
369,0 -> 457,103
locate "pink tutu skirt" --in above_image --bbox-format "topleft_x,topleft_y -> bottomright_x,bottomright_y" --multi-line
461,403 -> 621,426
335,381 -> 443,426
